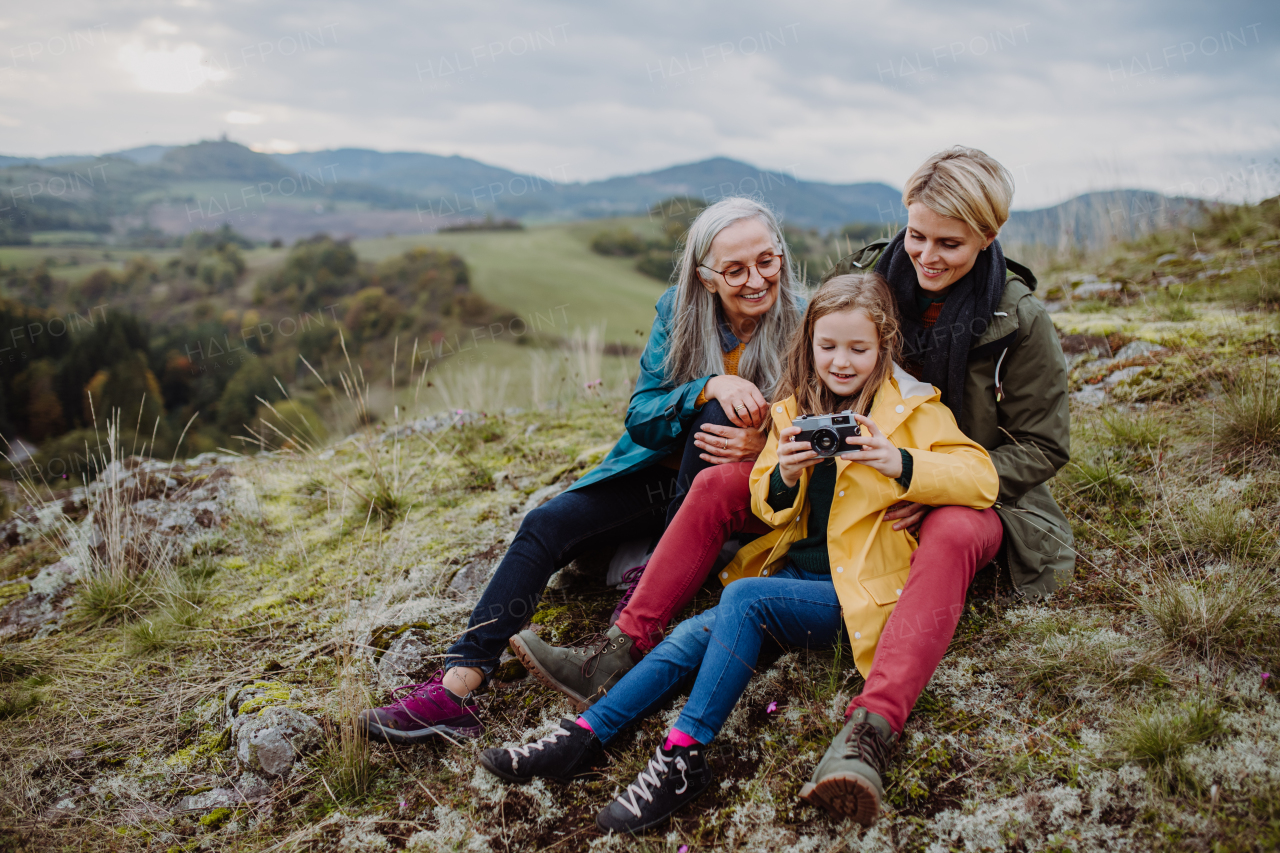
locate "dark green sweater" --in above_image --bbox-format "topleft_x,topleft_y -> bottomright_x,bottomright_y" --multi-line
766,451 -> 915,576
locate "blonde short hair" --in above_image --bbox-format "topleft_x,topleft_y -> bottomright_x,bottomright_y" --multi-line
903,147 -> 1014,239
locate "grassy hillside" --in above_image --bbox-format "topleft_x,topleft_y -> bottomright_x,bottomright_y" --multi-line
353,220 -> 667,347
1,200 -> 1277,851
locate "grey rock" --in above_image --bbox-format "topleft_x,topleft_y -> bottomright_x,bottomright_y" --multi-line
447,558 -> 497,601
1071,386 -> 1108,406
1106,366 -> 1147,386
1113,340 -> 1166,361
177,788 -> 237,812
1072,276 -> 1122,299
520,482 -> 568,515
1059,333 -> 1112,358
0,560 -> 77,641
378,630 -> 436,688
235,707 -> 322,777
232,771 -> 273,802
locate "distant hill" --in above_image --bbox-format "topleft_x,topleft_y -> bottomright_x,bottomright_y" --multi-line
1001,190 -> 1205,249
0,139 -> 1207,245
273,149 -> 538,201
275,149 -> 903,228
158,140 -> 292,181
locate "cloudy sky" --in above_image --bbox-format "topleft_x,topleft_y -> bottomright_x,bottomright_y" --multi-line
2,0 -> 1277,208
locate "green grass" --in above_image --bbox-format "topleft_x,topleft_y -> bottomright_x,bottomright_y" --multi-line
354,220 -> 668,346
1142,563 -> 1280,662
1111,699 -> 1228,793
1099,407 -> 1168,451
1165,496 -> 1277,562
1215,362 -> 1280,451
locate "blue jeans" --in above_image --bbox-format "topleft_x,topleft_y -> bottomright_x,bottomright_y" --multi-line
446,400 -> 737,674
582,565 -> 843,745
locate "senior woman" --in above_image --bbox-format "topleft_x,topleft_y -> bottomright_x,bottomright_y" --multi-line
357,196 -> 804,743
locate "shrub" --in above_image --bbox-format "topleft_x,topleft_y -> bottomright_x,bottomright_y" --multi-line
1228,255 -> 1280,310
1099,407 -> 1168,451
1142,563 -> 1280,661
1214,363 -> 1280,451
588,227 -> 644,257
1062,457 -> 1140,504
634,248 -> 677,282
1111,699 -> 1227,793
1162,496 -> 1276,562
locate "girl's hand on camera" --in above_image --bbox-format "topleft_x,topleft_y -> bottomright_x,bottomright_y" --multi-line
777,425 -> 821,488
838,415 -> 903,479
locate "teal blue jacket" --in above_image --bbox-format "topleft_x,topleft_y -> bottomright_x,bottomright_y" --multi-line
570,287 -> 731,491
571,286 -> 806,491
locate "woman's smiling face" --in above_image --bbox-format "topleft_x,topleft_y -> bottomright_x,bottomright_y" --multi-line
904,203 -> 994,293
698,217 -> 780,339
813,308 -> 880,398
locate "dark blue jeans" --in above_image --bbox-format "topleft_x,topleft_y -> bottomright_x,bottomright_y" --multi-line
581,565 -> 843,745
446,400 -> 736,675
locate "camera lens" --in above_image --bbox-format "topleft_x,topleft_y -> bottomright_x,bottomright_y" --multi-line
811,428 -> 839,455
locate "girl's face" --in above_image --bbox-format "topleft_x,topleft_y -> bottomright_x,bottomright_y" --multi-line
904,202 -> 994,293
812,309 -> 881,398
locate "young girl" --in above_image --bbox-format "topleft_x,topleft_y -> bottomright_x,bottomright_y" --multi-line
478,274 -> 999,833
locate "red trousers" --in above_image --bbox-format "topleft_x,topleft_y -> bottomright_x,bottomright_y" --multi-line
615,462 -> 1004,735
615,462 -> 768,651
846,504 -> 1003,732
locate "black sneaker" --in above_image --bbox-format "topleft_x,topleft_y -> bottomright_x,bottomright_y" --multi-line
479,718 -> 602,784
596,743 -> 713,833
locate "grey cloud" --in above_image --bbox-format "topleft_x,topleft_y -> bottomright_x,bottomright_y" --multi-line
1,0 -> 1277,207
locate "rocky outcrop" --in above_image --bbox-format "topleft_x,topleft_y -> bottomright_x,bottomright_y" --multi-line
377,629 -> 436,689
233,706 -> 322,778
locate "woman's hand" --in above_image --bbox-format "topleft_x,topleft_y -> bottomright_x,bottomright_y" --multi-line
883,501 -> 932,534
694,423 -> 767,465
704,375 -> 768,428
838,415 -> 903,479
777,426 -> 821,488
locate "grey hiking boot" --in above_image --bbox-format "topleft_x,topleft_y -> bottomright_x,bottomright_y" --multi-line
509,625 -> 636,712
799,707 -> 898,826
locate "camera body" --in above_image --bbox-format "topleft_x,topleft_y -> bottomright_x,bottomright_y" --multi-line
793,411 -> 862,458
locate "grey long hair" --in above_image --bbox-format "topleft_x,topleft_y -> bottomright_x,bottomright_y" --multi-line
662,197 -> 802,402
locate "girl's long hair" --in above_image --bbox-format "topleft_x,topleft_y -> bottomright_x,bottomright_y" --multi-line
780,273 -> 902,418
663,197 -> 803,402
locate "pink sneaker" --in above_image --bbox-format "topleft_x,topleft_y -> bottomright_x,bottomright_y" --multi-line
357,670 -> 483,744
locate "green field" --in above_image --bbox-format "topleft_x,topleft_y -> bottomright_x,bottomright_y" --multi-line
2,219 -> 670,346
354,219 -> 668,346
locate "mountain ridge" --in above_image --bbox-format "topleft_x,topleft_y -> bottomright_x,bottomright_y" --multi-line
0,140 -> 1207,245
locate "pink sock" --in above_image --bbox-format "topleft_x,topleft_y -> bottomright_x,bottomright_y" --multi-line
575,716 -> 593,733
663,727 -> 699,750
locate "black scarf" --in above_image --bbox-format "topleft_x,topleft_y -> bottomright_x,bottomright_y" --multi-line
874,228 -> 1007,421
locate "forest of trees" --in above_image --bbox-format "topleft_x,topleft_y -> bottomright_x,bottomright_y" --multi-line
0,227 -> 510,479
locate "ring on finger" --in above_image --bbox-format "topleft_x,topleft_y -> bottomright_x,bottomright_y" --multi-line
734,403 -> 747,413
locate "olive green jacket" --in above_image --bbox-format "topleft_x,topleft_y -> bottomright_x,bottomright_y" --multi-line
822,240 -> 1074,598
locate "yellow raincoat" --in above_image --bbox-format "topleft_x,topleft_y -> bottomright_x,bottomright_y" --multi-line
719,364 -> 999,677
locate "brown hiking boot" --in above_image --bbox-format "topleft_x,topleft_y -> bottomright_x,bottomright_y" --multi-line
799,707 -> 897,826
509,625 -> 636,712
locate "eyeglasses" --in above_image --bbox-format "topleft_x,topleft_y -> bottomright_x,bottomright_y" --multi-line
699,253 -> 783,287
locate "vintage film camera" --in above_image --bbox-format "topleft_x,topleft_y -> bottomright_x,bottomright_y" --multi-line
792,411 -> 863,458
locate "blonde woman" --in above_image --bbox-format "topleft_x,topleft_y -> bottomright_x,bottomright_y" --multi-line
801,146 -> 1073,825
357,197 -> 804,744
